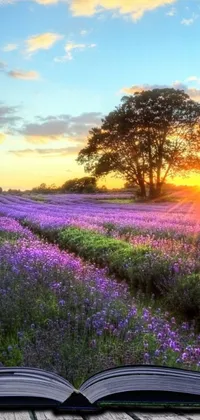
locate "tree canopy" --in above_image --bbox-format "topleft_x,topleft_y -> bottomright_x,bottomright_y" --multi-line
61,176 -> 97,193
77,88 -> 200,198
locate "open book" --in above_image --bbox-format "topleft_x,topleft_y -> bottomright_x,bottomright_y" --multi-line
0,365 -> 200,412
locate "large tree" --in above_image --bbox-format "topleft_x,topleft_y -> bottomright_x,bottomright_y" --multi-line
77,88 -> 200,199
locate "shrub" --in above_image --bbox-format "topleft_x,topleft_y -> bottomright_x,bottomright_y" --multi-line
164,273 -> 200,323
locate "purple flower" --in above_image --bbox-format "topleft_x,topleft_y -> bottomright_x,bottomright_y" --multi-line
59,299 -> 65,306
90,339 -> 96,348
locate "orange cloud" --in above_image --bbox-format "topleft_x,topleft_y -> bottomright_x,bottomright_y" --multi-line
122,85 -> 148,94
25,32 -> 63,55
7,70 -> 40,80
121,82 -> 200,102
69,0 -> 176,20
22,135 -> 67,144
0,0 -> 177,21
186,88 -> 200,102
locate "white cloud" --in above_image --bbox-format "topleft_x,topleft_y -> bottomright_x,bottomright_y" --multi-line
54,41 -> 96,62
181,13 -> 199,26
2,43 -> 18,52
80,29 -> 88,36
65,42 -> 86,60
54,56 -> 68,63
0,0 -> 15,5
166,7 -> 176,16
181,17 -> 194,25
0,61 -> 7,70
185,76 -> 200,83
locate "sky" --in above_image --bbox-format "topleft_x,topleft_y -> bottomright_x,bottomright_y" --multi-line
1,0 -> 200,190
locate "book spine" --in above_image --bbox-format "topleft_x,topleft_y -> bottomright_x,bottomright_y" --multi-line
55,391 -> 100,413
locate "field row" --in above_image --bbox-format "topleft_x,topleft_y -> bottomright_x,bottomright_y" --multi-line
1,214 -> 200,384
1,196 -> 200,324
0,194 -> 199,240
17,215 -> 200,327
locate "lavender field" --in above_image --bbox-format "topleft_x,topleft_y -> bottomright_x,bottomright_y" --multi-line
0,192 -> 200,386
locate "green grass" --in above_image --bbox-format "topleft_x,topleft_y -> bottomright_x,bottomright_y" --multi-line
98,198 -> 135,204
30,195 -> 47,202
21,220 -> 200,327
0,231 -> 21,242
57,226 -> 172,298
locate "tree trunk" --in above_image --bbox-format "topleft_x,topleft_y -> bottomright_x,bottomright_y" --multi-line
147,127 -> 155,199
139,180 -> 146,198
149,183 -> 156,199
155,183 -> 162,197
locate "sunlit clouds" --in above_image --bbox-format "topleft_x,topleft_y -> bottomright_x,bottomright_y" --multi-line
0,61 -> 40,81
68,0 -> 177,20
0,0 -> 177,21
7,70 -> 40,80
14,112 -> 102,144
24,32 -> 64,56
121,81 -> 200,103
8,146 -> 82,157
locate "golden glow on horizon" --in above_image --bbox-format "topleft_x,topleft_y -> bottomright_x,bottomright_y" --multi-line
0,134 -> 6,144
1,147 -> 200,190
1,167 -> 200,190
171,174 -> 200,187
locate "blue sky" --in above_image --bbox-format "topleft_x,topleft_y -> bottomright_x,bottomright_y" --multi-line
1,0 -> 200,189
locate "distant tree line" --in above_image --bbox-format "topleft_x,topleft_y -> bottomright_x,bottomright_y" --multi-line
1,180 -> 198,196
30,177 -> 108,194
